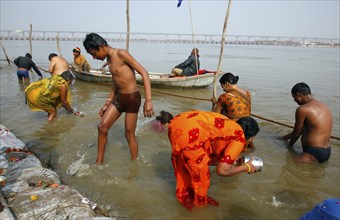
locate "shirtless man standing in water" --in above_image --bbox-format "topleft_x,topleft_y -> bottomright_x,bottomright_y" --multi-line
281,82 -> 333,163
48,53 -> 71,76
83,33 -> 154,164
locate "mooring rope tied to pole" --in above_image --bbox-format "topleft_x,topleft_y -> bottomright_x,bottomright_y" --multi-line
151,88 -> 340,141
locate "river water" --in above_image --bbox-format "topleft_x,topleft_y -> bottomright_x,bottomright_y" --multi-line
1,40 -> 339,219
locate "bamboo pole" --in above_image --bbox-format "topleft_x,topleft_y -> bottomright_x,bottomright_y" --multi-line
126,0 -> 130,51
0,41 -> 11,65
29,24 -> 33,74
29,24 -> 33,56
56,33 -> 62,57
212,0 -> 233,109
187,0 -> 199,75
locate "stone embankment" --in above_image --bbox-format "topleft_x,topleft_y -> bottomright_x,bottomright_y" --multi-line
0,125 -> 113,220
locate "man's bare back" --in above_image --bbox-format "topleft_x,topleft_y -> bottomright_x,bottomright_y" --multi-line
299,99 -> 332,148
282,82 -> 333,163
49,55 -> 70,76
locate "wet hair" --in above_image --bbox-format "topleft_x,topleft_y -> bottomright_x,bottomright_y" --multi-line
156,111 -> 174,125
236,116 -> 260,140
25,53 -> 32,58
60,71 -> 74,81
219,72 -> 239,85
48,53 -> 58,61
83,33 -> 108,52
291,82 -> 311,95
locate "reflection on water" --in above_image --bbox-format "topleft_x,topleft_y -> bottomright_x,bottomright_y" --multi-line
1,42 -> 339,219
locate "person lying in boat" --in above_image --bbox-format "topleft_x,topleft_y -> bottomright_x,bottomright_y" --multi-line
171,48 -> 200,77
155,110 -> 260,211
70,47 -> 91,72
24,71 -> 83,121
48,53 -> 71,76
83,33 -> 154,164
280,82 -> 333,164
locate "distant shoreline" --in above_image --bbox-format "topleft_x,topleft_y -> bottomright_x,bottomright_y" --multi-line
0,38 -> 339,49
1,30 -> 339,48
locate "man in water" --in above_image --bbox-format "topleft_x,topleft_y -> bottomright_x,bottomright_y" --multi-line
281,82 -> 333,163
14,53 -> 43,82
83,33 -> 154,164
48,53 -> 71,76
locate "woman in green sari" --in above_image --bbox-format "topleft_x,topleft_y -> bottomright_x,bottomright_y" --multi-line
25,71 -> 81,121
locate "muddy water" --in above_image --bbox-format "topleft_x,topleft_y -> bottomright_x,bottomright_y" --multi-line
1,41 -> 339,219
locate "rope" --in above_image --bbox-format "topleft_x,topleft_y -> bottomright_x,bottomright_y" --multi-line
151,88 -> 340,141
152,88 -> 211,101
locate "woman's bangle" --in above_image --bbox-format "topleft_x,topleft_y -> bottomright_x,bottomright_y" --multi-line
107,98 -> 113,102
244,163 -> 251,174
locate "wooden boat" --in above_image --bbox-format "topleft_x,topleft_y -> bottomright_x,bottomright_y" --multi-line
71,69 -> 112,83
71,69 -> 216,88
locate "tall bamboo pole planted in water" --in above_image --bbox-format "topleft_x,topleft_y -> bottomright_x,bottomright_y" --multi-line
56,33 -> 62,57
187,0 -> 199,75
29,24 -> 33,74
29,24 -> 33,56
126,0 -> 130,51
212,0 -> 232,110
0,41 -> 12,65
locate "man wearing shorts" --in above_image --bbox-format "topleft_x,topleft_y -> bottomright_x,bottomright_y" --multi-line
14,53 -> 43,82
83,33 -> 154,164
281,82 -> 333,163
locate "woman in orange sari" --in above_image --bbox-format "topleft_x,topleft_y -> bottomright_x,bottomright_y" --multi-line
158,110 -> 260,211
213,72 -> 251,120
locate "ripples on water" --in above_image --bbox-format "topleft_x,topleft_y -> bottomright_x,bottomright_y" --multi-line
0,41 -> 339,219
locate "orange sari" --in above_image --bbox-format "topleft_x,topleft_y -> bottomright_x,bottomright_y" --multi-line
217,89 -> 251,120
168,110 -> 246,211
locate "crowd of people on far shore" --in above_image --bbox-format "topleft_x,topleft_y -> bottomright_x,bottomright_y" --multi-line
13,33 -> 334,211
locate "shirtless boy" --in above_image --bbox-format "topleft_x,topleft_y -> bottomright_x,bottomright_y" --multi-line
281,82 -> 333,163
83,33 -> 154,164
48,53 -> 71,76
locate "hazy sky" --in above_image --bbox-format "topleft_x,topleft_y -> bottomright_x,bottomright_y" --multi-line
1,0 -> 339,39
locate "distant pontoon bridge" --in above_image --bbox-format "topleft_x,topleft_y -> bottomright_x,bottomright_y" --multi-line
0,30 -> 339,47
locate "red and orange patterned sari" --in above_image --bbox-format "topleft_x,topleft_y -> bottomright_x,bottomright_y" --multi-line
168,110 -> 246,211
217,89 -> 251,120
